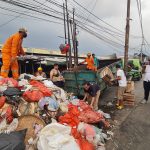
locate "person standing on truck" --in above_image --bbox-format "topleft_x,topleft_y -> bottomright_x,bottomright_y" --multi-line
0,28 -> 27,79
82,81 -> 100,110
92,53 -> 99,69
115,64 -> 127,109
80,53 -> 97,71
141,58 -> 150,104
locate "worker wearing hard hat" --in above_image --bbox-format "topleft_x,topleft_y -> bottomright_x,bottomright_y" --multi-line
35,67 -> 46,78
80,53 -> 97,71
0,28 -> 27,79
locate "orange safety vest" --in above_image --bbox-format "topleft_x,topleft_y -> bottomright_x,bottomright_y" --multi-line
85,57 -> 97,71
2,32 -> 23,57
0,32 -> 24,79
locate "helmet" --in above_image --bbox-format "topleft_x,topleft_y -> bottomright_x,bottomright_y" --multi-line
87,53 -> 91,56
38,67 -> 43,71
19,28 -> 27,33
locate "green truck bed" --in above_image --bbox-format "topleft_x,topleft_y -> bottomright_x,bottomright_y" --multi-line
63,60 -> 121,96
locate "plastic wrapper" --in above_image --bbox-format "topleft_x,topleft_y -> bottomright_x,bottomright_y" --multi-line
38,97 -> 59,111
37,123 -> 80,150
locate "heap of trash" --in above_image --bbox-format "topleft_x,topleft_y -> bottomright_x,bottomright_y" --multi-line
0,74 -> 112,150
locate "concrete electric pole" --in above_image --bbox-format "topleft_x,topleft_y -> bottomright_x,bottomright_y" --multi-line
124,0 -> 131,73
65,0 -> 72,68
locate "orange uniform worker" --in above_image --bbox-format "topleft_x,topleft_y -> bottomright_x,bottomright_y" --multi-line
80,53 -> 97,71
0,28 -> 27,79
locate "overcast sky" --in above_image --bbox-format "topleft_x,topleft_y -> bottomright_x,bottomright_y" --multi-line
0,0 -> 149,56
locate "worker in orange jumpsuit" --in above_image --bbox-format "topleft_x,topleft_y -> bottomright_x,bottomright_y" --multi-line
80,53 -> 97,71
0,28 -> 27,79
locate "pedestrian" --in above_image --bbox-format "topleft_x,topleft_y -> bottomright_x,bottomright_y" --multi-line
35,67 -> 46,78
115,64 -> 127,109
92,53 -> 99,69
80,53 -> 97,71
82,81 -> 100,110
50,64 -> 65,88
0,28 -> 27,79
141,58 -> 150,104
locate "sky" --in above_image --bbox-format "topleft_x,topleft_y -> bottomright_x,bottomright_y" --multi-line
0,0 -> 149,56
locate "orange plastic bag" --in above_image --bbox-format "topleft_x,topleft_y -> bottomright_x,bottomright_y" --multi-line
77,138 -> 95,150
59,104 -> 80,127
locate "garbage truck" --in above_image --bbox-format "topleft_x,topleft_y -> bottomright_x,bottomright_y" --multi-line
122,59 -> 142,81
63,59 -> 121,96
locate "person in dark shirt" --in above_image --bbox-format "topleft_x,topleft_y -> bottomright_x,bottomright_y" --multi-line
83,81 -> 101,110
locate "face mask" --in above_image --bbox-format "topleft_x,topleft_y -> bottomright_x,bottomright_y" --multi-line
23,32 -> 27,38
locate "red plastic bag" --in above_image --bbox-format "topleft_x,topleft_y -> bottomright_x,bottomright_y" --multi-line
79,110 -> 104,124
23,90 -> 44,102
7,78 -> 18,87
30,80 -> 52,96
0,96 -> 6,108
0,78 -> 18,87
59,44 -> 70,54
78,101 -> 92,111
5,107 -> 13,124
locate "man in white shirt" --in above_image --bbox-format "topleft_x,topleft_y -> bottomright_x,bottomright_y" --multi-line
141,58 -> 150,104
116,64 -> 127,109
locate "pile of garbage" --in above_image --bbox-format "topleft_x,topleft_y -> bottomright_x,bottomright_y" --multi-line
0,74 -> 112,150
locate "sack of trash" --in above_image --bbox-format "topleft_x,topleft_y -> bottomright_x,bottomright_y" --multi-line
37,123 -> 80,150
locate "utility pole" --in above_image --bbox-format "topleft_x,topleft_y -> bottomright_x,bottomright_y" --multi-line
124,0 -> 131,73
63,3 -> 68,68
63,3 -> 67,44
75,23 -> 78,65
69,19 -> 75,66
72,8 -> 78,66
72,8 -> 77,67
65,0 -> 72,68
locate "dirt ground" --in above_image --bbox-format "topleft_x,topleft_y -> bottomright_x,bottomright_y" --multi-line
100,80 -> 150,150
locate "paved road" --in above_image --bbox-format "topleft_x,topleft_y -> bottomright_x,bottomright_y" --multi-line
104,80 -> 150,150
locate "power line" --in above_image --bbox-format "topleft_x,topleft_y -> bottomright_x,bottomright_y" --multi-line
0,0 -> 125,46
0,0 -> 63,20
0,0 -> 48,28
71,0 -> 142,39
72,0 -> 125,34
76,19 -> 125,43
77,24 -> 125,50
136,0 -> 150,57
0,0 -> 142,55
83,0 -> 98,24
0,15 -> 21,28
0,6 -> 63,26
45,0 -> 129,37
